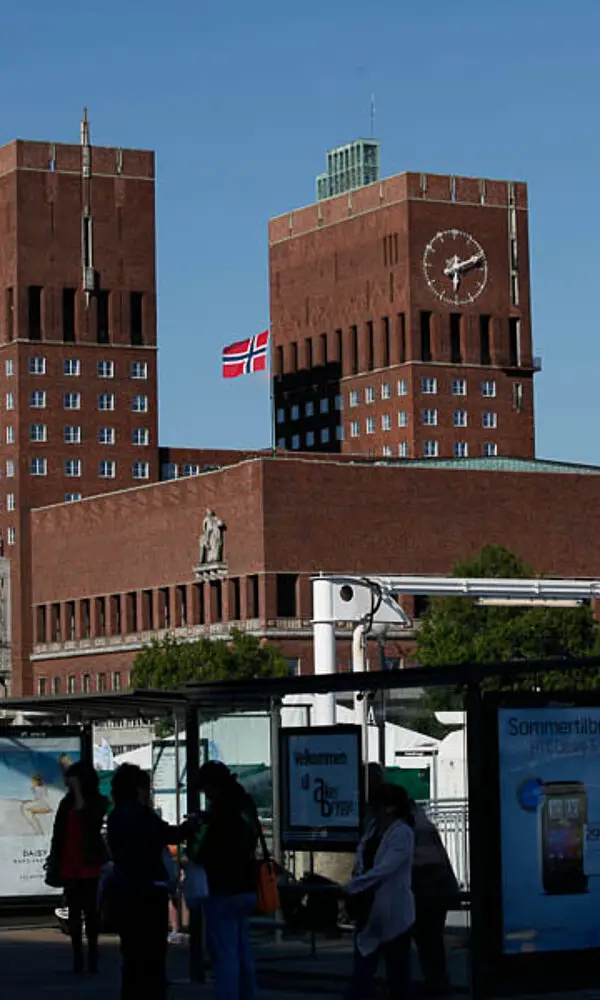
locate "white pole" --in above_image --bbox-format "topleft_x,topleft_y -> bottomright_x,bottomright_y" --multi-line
352,624 -> 369,762
312,577 -> 336,726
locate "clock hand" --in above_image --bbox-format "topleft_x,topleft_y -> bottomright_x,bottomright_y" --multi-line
455,252 -> 484,273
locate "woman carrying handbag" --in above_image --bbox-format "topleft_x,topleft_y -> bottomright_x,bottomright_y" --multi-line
344,783 -> 415,1000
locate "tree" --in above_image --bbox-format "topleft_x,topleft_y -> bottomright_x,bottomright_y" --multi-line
131,628 -> 290,691
416,545 -> 600,705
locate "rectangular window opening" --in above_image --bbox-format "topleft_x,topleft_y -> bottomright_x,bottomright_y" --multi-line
5,288 -> 14,342
450,313 -> 462,364
420,312 -> 432,362
382,317 -> 390,368
62,289 -> 76,343
480,315 -> 491,366
509,317 -> 521,366
130,292 -> 143,345
28,286 -> 42,341
276,574 -> 297,618
351,325 -> 358,374
97,290 -> 110,344
367,321 -> 374,371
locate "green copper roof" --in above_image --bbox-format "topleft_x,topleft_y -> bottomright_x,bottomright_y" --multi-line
400,457 -> 600,475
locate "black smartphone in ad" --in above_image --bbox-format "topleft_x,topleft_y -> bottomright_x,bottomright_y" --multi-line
541,781 -> 588,895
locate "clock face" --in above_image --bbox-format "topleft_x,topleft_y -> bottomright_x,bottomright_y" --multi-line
423,229 -> 488,306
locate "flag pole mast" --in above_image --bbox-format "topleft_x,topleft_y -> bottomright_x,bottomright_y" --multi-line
269,336 -> 276,453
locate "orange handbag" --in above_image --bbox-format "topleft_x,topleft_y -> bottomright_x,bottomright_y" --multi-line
254,813 -> 280,915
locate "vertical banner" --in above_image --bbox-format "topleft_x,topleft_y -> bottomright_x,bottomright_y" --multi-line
280,726 -> 363,851
498,705 -> 600,954
0,728 -> 83,898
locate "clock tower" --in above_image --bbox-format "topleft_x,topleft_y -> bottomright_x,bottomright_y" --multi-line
269,169 -> 538,462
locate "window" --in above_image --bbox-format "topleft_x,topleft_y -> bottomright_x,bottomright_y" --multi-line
382,414 -> 392,431
382,445 -> 393,457
398,379 -> 408,396
276,438 -> 285,448
381,383 -> 391,399
509,317 -> 520,366
453,410 -> 467,428
276,407 -> 285,423
398,411 -> 408,427
452,379 -> 467,396
5,360 -> 13,377
450,314 -> 462,364
423,440 -> 439,458
480,315 -> 491,365
183,464 -> 199,476
29,356 -> 46,375
99,460 -> 116,479
6,494 -> 14,511
99,427 -> 115,445
6,393 -> 14,410
5,289 -> 14,342
131,361 -> 148,379
132,462 -> 149,480
367,320 -> 374,371
65,493 -> 82,502
65,459 -> 82,477
162,463 -> 178,480
350,420 -> 360,438
483,412 -> 498,429
97,290 -> 110,344
365,386 -> 375,404
291,435 -> 300,450
420,311 -> 432,362
382,317 -> 391,367
64,358 -> 80,376
112,672 -> 122,692
67,675 -> 76,695
82,674 -> 91,694
513,382 -> 524,413
421,377 -> 438,394
306,431 -> 315,447
64,426 -> 82,444
5,427 -> 13,444
351,324 -> 358,374
349,391 -> 359,407
306,401 -> 315,418
97,360 -> 114,378
64,392 -> 80,410
291,404 -> 300,421
422,409 -> 438,426
320,428 -> 330,444
398,442 -> 409,458
276,574 -> 298,618
97,674 -> 106,693
482,380 -> 496,398
52,676 -> 61,695
319,397 -> 329,415
28,286 -> 42,340
63,288 -> 76,343
132,428 -> 149,446
335,394 -> 343,411
38,677 -> 47,696
7,526 -> 15,545
6,461 -> 14,478
454,442 -> 469,458
98,393 -> 115,411
336,425 -> 344,441
130,292 -> 143,345
366,417 -> 376,435
30,457 -> 47,476
483,442 -> 498,457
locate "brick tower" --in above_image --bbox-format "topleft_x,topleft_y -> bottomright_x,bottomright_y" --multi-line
269,169 -> 539,461
0,113 -> 157,694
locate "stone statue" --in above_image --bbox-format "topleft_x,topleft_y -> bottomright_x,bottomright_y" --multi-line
199,508 -> 224,564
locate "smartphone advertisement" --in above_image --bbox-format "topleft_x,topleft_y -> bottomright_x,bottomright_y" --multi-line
499,706 -> 600,954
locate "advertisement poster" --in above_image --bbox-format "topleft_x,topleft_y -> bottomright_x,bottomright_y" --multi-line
0,730 -> 81,897
499,706 -> 600,954
281,726 -> 362,850
152,742 -> 187,827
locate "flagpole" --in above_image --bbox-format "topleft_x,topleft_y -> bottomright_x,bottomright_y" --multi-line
269,336 -> 276,453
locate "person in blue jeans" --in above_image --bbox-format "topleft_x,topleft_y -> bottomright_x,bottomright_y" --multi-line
191,762 -> 259,1000
344,783 -> 415,1000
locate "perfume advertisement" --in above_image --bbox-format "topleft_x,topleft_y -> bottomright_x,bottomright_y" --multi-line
498,706 -> 600,954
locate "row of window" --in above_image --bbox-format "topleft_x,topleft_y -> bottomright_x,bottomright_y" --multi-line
161,463 -> 205,480
6,286 -> 146,347
346,410 -> 498,435
22,358 -> 148,379
38,672 -> 125,697
23,425 -> 150,445
277,427 -> 343,449
277,396 -> 342,424
8,391 -> 149,412
381,442 -> 497,459
26,459 -> 150,479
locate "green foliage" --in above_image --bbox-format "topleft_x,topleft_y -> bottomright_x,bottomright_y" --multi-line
416,545 -> 600,708
131,628 -> 290,691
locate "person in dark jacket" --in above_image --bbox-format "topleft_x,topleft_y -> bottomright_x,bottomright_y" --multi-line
49,761 -> 108,973
190,761 -> 259,1000
107,763 -> 193,1000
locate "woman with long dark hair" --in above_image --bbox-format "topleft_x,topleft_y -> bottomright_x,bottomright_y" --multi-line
107,763 -> 194,1000
345,782 -> 415,1000
48,760 -> 108,973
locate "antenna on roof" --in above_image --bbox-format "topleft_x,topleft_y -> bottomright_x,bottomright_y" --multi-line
370,93 -> 376,138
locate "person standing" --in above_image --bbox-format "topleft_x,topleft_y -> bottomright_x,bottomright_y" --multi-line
190,761 -> 259,1000
107,763 -> 194,1000
411,803 -> 459,995
48,761 -> 108,973
344,783 -> 415,1000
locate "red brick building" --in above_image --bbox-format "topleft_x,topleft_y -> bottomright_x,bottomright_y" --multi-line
28,454 -> 600,695
270,172 -> 538,461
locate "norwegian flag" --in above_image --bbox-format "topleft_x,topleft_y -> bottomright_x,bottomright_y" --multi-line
222,331 -> 269,379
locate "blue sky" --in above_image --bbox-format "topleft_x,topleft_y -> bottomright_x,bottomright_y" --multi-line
1,1 -> 598,463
